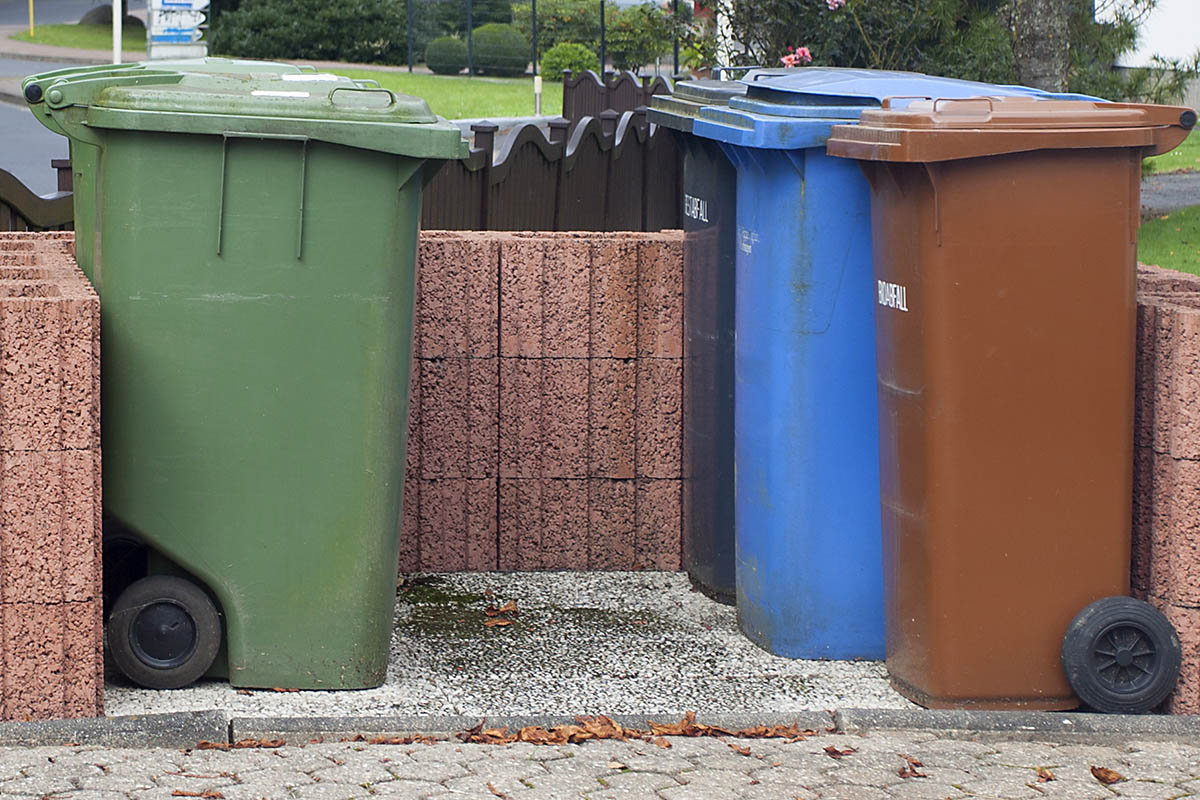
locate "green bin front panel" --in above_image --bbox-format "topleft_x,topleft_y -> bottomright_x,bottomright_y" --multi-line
97,130 -> 420,689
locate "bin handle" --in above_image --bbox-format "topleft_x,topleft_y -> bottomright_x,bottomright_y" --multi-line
353,79 -> 382,89
329,86 -> 396,109
932,97 -> 995,118
881,96 -> 931,109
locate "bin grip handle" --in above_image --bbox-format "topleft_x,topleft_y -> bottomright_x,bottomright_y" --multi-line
330,86 -> 396,108
221,131 -> 309,142
932,97 -> 994,118
881,95 -> 931,109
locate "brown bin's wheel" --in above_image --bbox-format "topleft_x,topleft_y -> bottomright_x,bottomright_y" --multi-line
1061,596 -> 1181,714
108,575 -> 221,689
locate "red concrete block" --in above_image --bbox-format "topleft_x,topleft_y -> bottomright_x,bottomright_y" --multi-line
61,448 -> 101,604
591,238 -> 638,358
1156,601 -> 1200,715
636,358 -> 682,479
638,235 -> 684,358
416,235 -> 499,358
1,603 -> 64,721
62,600 -> 103,717
635,479 -> 682,570
589,479 -> 635,569
1138,263 -> 1200,295
1134,301 -> 1158,453
404,364 -> 420,479
1131,446 -> 1154,600
499,358 -> 542,478
397,467 -> 420,574
590,359 -> 635,478
1,451 -> 65,605
417,478 -> 498,571
1150,299 -> 1200,460
542,239 -> 592,359
497,478 -> 588,570
0,253 -> 36,267
498,478 -> 539,570
499,237 -> 547,358
418,358 -> 498,479
541,359 -> 589,478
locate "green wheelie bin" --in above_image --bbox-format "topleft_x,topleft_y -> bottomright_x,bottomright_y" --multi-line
24,66 -> 467,690
23,59 -> 322,281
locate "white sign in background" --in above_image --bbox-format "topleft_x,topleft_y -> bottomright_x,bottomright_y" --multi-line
148,0 -> 208,58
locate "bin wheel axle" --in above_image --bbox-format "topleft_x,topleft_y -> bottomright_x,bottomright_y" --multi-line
109,575 -> 221,690
1061,596 -> 1181,714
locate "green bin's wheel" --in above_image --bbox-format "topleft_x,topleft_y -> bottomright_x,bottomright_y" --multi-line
1061,596 -> 1181,714
108,576 -> 221,690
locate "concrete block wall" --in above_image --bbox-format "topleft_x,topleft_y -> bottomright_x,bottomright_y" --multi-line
401,231 -> 684,572
0,232 -> 101,721
1133,263 -> 1200,714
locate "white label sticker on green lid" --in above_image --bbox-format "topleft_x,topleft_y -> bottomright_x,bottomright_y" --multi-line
251,90 -> 311,98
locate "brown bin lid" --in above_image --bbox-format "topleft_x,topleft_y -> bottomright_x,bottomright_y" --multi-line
825,96 -> 1196,162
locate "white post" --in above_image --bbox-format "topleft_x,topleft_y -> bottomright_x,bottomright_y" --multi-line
534,74 -> 543,116
113,0 -> 123,63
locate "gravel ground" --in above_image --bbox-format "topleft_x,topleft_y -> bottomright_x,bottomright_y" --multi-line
104,572 -> 915,718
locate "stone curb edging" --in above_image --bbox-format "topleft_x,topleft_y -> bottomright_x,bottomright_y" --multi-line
4,708 -> 1200,749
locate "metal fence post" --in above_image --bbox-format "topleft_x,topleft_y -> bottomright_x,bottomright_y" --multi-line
406,0 -> 413,72
467,0 -> 474,76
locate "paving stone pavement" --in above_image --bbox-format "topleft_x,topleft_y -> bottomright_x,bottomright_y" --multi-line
1,729 -> 1199,800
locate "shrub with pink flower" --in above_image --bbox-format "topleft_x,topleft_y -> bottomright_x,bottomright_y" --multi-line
780,45 -> 813,67
826,0 -> 846,9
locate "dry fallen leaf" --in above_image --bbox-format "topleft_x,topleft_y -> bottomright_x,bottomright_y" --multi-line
483,618 -> 514,628
484,600 -> 519,617
606,761 -> 627,770
170,792 -> 224,799
823,746 -> 856,759
1036,766 -> 1056,783
729,744 -> 752,756
193,741 -> 230,751
235,689 -> 252,696
270,688 -> 299,693
486,782 -> 506,798
1091,766 -> 1125,785
652,737 -> 672,749
367,735 -> 439,746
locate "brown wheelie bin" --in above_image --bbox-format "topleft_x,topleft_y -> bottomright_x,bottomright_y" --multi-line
826,97 -> 1196,712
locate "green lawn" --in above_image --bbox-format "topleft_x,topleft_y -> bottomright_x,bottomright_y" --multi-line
1144,129 -> 1198,175
12,23 -> 145,53
328,70 -> 562,119
1140,205 -> 1200,275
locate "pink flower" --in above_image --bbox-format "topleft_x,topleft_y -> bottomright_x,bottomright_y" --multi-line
779,46 -> 814,67
826,0 -> 846,9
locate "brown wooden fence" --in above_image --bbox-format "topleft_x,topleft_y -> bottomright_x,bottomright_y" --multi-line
423,109 -> 680,232
0,168 -> 73,232
561,70 -> 674,127
3,109 -> 682,234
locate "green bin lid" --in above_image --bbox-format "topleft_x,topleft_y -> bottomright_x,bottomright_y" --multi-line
26,65 -> 467,160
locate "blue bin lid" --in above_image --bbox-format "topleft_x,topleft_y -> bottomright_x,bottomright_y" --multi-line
692,67 -> 1095,150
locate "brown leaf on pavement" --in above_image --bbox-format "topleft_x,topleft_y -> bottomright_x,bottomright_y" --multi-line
823,745 -> 856,759
171,792 -> 225,799
270,688 -> 299,693
484,600 -> 519,617
367,735 -> 440,745
486,782 -> 506,798
1091,766 -> 1125,785
897,754 -> 927,778
232,739 -> 284,749
729,743 -> 752,756
606,761 -> 627,770
652,737 -> 672,749
483,618 -> 513,627
1036,766 -> 1056,782
235,689 -> 252,696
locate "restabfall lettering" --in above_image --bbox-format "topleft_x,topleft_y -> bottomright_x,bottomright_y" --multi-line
877,279 -> 909,312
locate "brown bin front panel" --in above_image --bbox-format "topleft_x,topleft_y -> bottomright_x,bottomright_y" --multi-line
829,97 -> 1196,710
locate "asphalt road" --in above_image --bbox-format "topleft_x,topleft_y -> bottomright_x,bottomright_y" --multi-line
0,56 -> 71,194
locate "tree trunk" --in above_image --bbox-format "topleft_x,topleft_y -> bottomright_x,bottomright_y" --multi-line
1012,0 -> 1070,91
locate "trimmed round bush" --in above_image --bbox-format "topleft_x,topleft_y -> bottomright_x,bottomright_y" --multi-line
472,22 -> 529,77
210,0 -> 405,64
426,35 -> 468,75
541,42 -> 599,79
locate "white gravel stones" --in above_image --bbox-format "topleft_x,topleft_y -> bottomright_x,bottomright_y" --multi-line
105,572 -> 915,718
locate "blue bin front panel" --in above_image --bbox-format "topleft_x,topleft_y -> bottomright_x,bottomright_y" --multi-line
726,144 -> 884,660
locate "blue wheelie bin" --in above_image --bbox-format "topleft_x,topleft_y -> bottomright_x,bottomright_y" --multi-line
690,68 -> 1087,659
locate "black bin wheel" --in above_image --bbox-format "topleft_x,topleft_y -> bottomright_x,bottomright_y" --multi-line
1061,596 -> 1181,714
108,575 -> 221,690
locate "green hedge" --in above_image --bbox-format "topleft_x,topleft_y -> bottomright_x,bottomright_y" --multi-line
472,22 -> 529,77
541,43 -> 600,79
210,0 -> 406,64
426,35 -> 468,74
